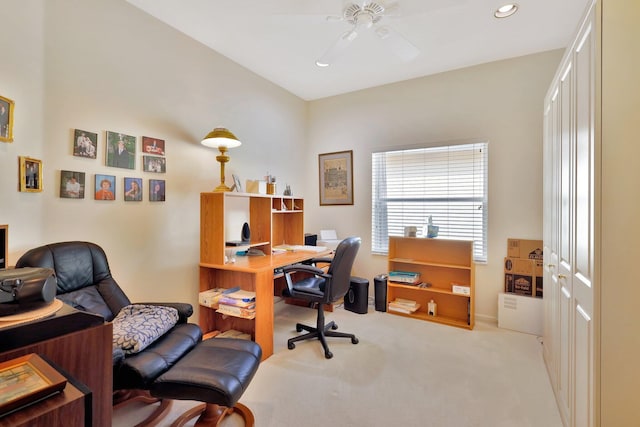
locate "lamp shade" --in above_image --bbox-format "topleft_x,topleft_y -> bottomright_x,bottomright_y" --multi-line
201,127 -> 242,149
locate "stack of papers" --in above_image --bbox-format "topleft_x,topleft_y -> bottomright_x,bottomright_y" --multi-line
216,289 -> 256,319
388,298 -> 421,314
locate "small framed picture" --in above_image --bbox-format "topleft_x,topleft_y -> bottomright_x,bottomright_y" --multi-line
232,174 -> 242,192
124,177 -> 143,201
95,174 -> 116,200
143,155 -> 166,173
142,136 -> 165,156
0,95 -> 15,143
60,170 -> 86,199
19,157 -> 42,193
149,179 -> 165,202
73,129 -> 98,159
0,354 -> 67,417
106,131 -> 136,170
319,150 -> 354,206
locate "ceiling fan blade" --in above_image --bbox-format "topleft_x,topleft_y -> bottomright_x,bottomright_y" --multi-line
374,25 -> 419,62
316,29 -> 359,67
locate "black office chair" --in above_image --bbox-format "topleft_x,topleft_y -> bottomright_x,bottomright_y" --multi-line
282,236 -> 361,359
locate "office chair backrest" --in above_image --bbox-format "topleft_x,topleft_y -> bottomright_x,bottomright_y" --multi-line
16,241 -> 131,321
326,237 -> 361,301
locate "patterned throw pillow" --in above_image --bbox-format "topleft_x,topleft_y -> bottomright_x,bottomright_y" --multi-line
112,304 -> 179,355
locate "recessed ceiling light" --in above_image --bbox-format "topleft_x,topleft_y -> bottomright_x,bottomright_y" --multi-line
315,61 -> 330,67
494,3 -> 518,18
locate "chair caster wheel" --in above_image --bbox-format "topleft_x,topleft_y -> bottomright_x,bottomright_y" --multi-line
288,342 -> 295,350
325,351 -> 333,359
351,337 -> 359,344
331,323 -> 338,330
296,325 -> 303,332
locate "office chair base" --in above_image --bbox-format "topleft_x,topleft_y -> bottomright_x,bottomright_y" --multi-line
288,319 -> 359,359
170,402 -> 255,427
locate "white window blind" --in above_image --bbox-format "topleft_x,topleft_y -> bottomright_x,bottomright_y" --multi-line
372,142 -> 488,262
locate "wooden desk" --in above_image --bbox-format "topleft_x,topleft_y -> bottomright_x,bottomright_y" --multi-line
199,249 -> 331,360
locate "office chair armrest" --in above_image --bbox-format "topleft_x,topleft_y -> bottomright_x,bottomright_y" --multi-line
281,263 -> 327,277
135,302 -> 193,323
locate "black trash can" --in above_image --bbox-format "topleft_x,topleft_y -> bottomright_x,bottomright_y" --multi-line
344,276 -> 369,314
374,274 -> 388,312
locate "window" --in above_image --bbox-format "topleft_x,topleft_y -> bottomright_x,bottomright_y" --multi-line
372,141 -> 488,262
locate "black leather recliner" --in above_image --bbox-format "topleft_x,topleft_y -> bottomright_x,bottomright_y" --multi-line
15,241 -> 203,422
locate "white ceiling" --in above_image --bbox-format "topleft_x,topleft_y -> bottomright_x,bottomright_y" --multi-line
126,0 -> 588,101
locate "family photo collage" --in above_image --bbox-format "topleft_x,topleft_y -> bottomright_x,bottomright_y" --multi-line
60,129 -> 167,202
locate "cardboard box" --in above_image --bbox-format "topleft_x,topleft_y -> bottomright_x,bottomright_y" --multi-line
198,288 -> 224,307
507,238 -> 543,262
245,180 -> 267,194
452,284 -> 470,296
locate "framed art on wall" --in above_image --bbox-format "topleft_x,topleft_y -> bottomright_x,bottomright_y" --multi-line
60,170 -> 85,199
0,95 -> 14,143
142,136 -> 165,156
319,150 -> 353,206
19,157 -> 42,193
95,174 -> 115,200
124,177 -> 143,201
143,155 -> 166,173
149,179 -> 165,202
105,131 -> 136,170
73,129 -> 97,159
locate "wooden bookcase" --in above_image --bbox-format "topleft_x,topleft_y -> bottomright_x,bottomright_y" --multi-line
387,237 -> 475,329
199,192 -> 305,358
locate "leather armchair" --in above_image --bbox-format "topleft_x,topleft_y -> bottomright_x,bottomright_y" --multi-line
15,241 -> 202,421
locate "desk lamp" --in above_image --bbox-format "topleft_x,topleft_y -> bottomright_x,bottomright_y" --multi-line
201,127 -> 242,192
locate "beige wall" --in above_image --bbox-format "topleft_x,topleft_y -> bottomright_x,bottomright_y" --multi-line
0,0 -> 307,308
305,50 -> 563,320
1,0 -> 562,321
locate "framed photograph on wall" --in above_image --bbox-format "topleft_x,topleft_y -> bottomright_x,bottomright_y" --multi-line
60,170 -> 85,199
73,129 -> 98,159
105,131 -> 136,170
0,95 -> 14,143
124,177 -> 143,201
142,136 -> 165,156
19,157 -> 42,193
149,179 -> 165,202
318,150 -> 353,206
95,174 -> 115,200
143,155 -> 166,173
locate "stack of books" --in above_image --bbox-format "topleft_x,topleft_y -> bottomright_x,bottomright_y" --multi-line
216,289 -> 256,319
198,286 -> 240,308
388,298 -> 421,314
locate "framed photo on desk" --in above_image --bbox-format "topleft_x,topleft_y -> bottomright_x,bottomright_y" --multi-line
319,150 -> 353,205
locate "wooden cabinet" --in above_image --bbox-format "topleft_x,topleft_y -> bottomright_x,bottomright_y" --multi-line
386,237 -> 474,329
543,1 -> 640,425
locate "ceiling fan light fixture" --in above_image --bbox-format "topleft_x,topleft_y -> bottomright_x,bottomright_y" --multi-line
494,4 -> 518,18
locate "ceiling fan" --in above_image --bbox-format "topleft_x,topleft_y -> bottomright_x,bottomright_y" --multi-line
316,1 -> 419,67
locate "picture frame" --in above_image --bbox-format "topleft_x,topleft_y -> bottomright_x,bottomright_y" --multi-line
143,155 -> 166,173
124,177 -> 143,201
0,95 -> 15,143
142,136 -> 165,156
232,174 -> 242,192
105,131 -> 136,170
19,157 -> 43,193
94,174 -> 116,200
318,150 -> 353,206
149,179 -> 165,202
60,170 -> 86,199
0,353 -> 67,417
72,129 -> 98,159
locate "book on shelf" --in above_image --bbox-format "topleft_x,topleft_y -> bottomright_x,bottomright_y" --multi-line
198,286 -> 241,307
216,304 -> 256,319
388,298 -> 421,314
217,296 -> 256,308
224,289 -> 256,301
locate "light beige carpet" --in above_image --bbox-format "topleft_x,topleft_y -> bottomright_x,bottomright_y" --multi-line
114,298 -> 562,427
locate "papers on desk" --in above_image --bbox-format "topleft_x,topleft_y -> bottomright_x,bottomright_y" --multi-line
272,244 -> 328,253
